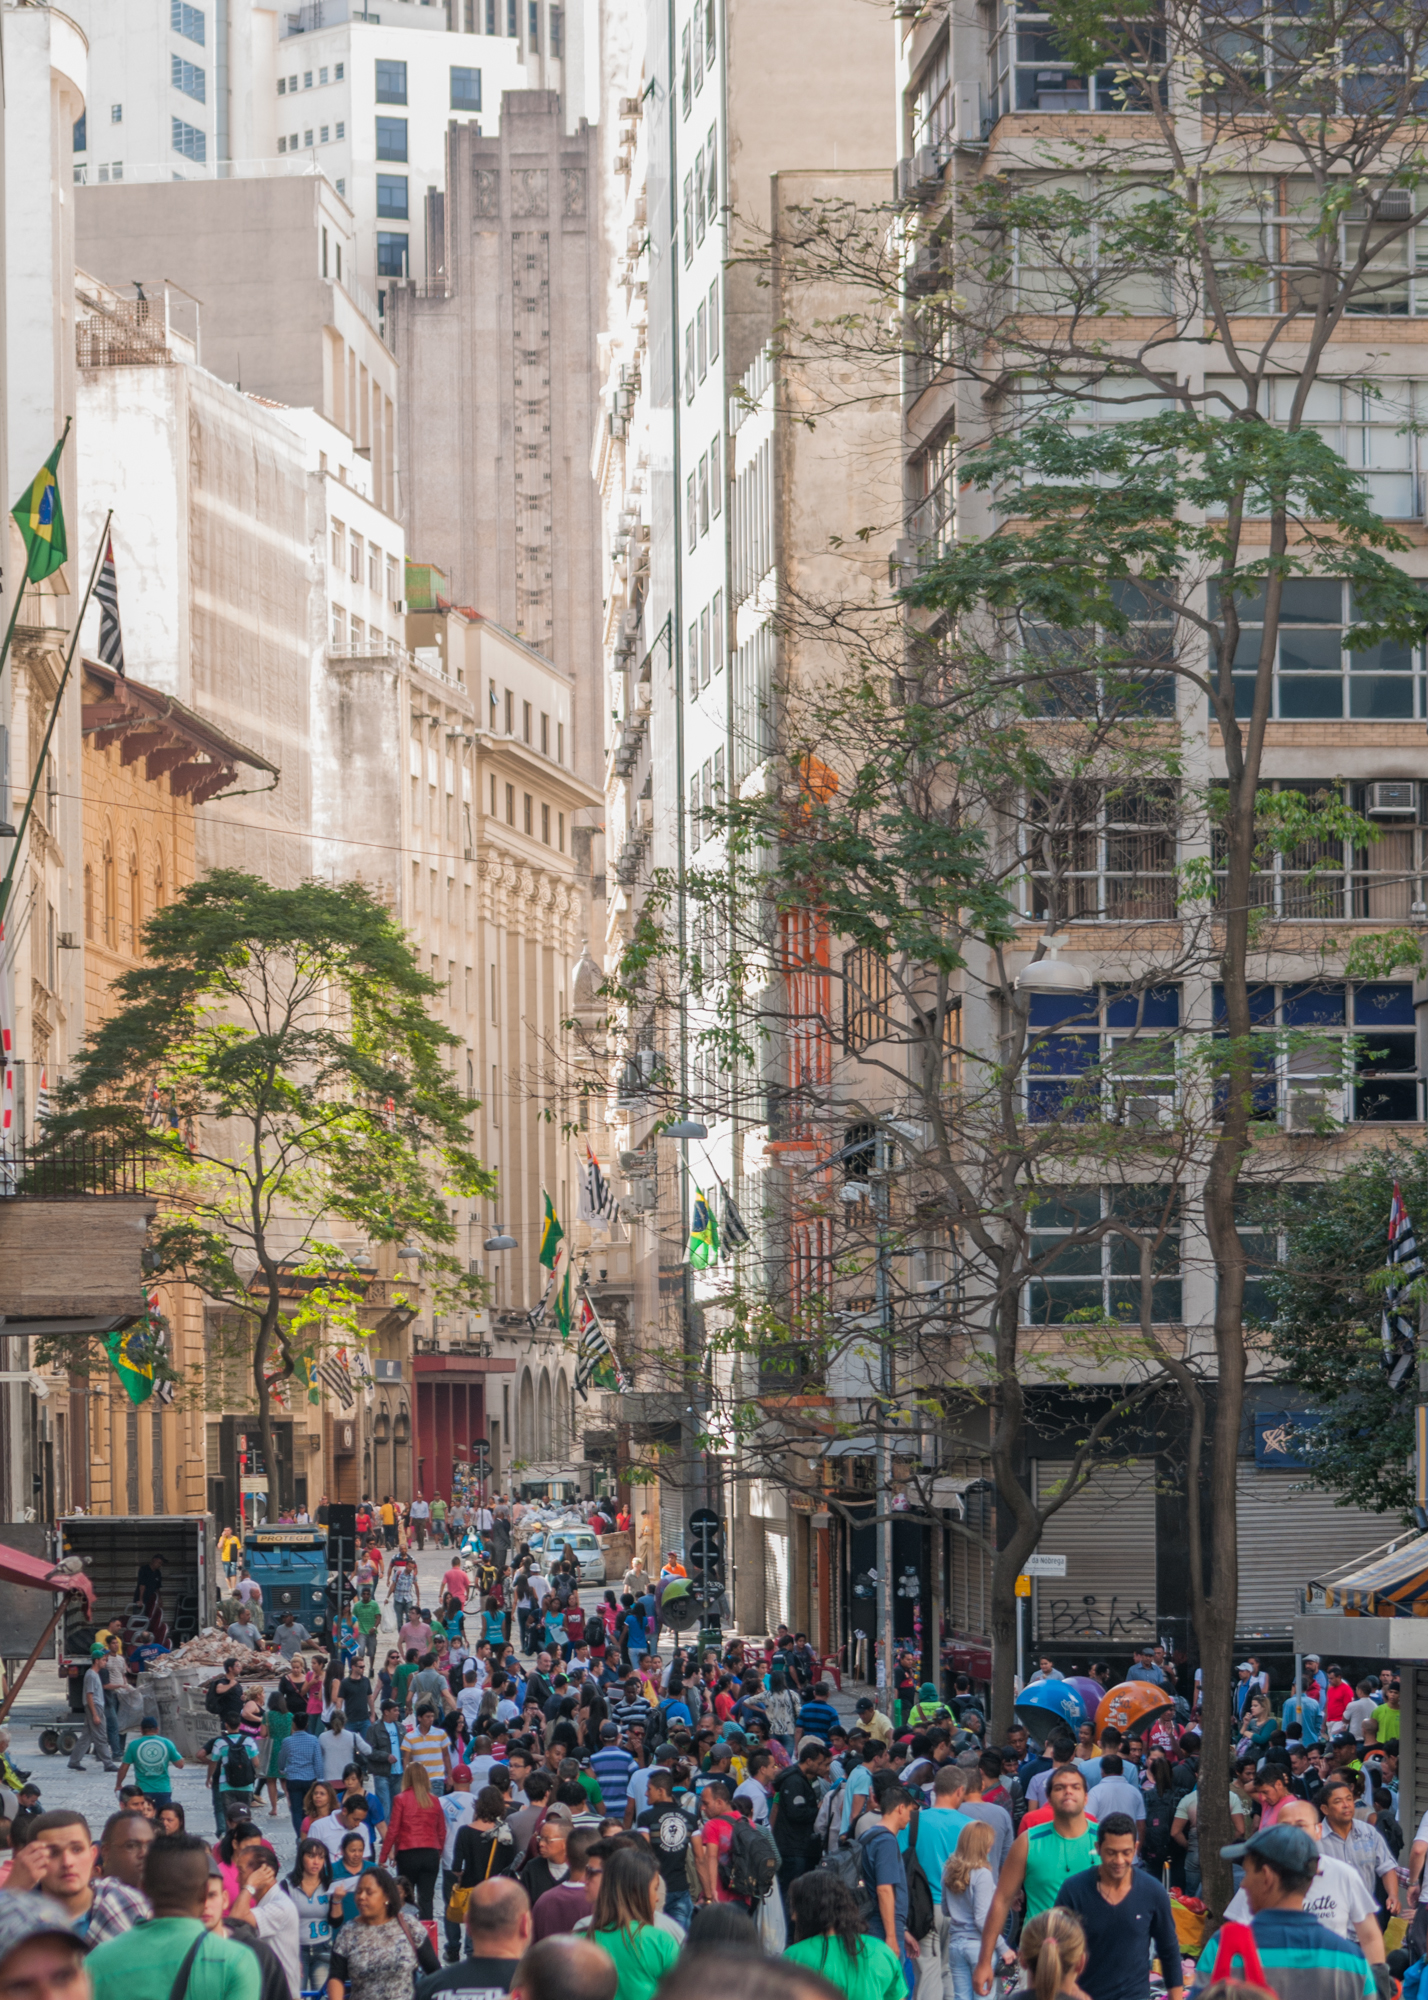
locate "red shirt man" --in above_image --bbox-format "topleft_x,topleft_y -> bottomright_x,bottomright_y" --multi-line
441,1564 -> 470,1605
696,1786 -> 742,1904
1324,1669 -> 1353,1727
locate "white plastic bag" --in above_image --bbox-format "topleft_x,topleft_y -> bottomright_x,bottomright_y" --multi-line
757,1889 -> 787,1954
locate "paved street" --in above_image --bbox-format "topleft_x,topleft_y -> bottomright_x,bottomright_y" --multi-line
0,1538 -> 863,1865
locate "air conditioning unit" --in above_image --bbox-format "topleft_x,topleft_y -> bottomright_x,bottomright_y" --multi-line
1378,188 -> 1413,220
1367,780 -> 1419,817
954,79 -> 988,147
914,145 -> 943,194
895,156 -> 914,203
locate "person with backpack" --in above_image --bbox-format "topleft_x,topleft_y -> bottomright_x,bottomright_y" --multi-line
208,1725 -> 260,1835
693,1781 -> 778,1911
771,1740 -> 829,1889
835,1782 -> 919,1981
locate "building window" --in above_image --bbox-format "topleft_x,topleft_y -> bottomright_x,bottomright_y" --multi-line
690,769 -> 702,851
487,0 -> 497,27
451,65 -> 481,110
171,0 -> 205,42
73,112 -> 87,152
112,103 -> 124,122
376,233 -> 409,278
558,722 -> 564,764
171,116 -> 206,161
504,688 -> 514,734
84,865 -> 94,941
349,533 -> 362,582
541,802 -> 550,843
336,62 -> 344,79
332,606 -> 346,647
1207,375 -> 1425,512
912,34 -> 952,150
843,947 -> 893,1053
1212,980 -> 1420,1128
990,3 -> 1162,118
304,128 -> 313,146
377,174 -> 409,219
336,124 -> 345,141
320,125 -> 329,144
1218,779 -> 1428,920
695,142 -> 706,246
330,519 -> 344,565
1025,782 -> 1178,923
684,322 -> 695,404
703,0 -> 715,68
376,59 -> 408,103
1027,1187 -> 1182,1324
523,701 -> 532,743
1211,576 -> 1424,720
507,0 -> 517,32
540,712 -> 550,755
696,301 -> 707,381
1025,985 -> 1179,1126
336,177 -> 345,196
707,276 -> 719,358
710,434 -> 722,514
705,125 -> 717,223
711,589 -> 723,673
699,606 -> 710,687
682,174 -> 694,265
681,22 -> 692,114
376,116 -> 408,161
550,5 -> 562,55
686,473 -> 697,550
489,771 -> 497,814
529,0 -> 539,50
304,71 -> 312,87
505,783 -> 515,824
103,844 -> 116,946
698,453 -> 710,537
523,792 -> 533,833
558,811 -> 565,850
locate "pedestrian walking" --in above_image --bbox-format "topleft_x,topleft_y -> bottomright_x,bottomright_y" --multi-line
69,1644 -> 121,1772
786,1872 -> 905,2000
327,1866 -> 440,2000
284,1839 -> 334,1993
1053,1813 -> 1183,2000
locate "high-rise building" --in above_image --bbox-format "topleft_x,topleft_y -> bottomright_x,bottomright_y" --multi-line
389,96 -> 604,796
596,0 -> 895,1594
66,0 -> 598,298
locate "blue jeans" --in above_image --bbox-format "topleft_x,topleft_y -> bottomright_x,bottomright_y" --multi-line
370,1772 -> 392,1822
944,1936 -> 979,2000
286,1781 -> 311,1834
104,1693 -> 123,1763
664,1890 -> 693,1932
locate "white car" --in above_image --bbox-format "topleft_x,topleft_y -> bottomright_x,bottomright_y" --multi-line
528,1526 -> 606,1584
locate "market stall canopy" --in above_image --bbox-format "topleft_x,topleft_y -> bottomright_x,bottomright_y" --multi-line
1312,1533 -> 1428,1616
0,1543 -> 93,1613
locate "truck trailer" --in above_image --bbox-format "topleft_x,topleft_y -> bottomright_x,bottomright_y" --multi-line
56,1514 -> 214,1709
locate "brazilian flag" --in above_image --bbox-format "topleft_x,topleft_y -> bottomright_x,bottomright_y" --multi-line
553,1261 -> 572,1341
688,1189 -> 719,1270
539,1189 -> 565,1270
104,1321 -> 155,1406
13,438 -> 68,583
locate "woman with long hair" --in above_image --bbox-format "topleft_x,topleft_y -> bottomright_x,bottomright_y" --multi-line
943,1822 -> 1011,2000
452,1785 -> 516,1887
378,1760 -> 447,1920
285,1837 -> 334,1992
582,1692 -> 610,1752
301,1781 -> 338,1836
587,1843 -> 678,2000
156,1802 -> 186,1836
785,1870 -> 905,2000
1008,1909 -> 1090,2000
762,1670 -> 796,1749
326,1866 -> 438,2000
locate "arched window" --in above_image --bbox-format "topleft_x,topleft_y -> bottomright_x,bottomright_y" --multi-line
536,1369 -> 552,1460
154,857 -> 164,910
517,1370 -> 535,1459
102,843 -> 115,947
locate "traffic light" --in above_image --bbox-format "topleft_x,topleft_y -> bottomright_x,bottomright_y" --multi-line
688,1507 -> 727,1624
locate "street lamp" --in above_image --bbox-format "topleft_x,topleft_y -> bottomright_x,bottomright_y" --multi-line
1014,934 -> 1094,993
663,1113 -> 708,1139
484,1227 -> 517,1252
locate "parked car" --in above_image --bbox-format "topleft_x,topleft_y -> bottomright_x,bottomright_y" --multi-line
527,1525 -> 606,1584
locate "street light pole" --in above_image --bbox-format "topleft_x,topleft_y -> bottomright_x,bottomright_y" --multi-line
874,1130 -> 894,1718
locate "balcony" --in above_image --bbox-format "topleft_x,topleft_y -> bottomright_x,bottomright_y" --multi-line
0,1145 -> 156,1322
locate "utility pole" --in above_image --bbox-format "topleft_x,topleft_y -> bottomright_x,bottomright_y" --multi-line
874,1130 -> 894,1716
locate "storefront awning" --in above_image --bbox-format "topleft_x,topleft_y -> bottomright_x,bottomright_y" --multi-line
1314,1533 -> 1428,1614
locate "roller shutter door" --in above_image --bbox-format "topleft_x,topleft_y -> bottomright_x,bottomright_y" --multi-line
1400,1664 -> 1428,1842
949,1474 -> 994,1639
764,1527 -> 790,1629
1033,1460 -> 1157,1644
1235,1463 -> 1392,1639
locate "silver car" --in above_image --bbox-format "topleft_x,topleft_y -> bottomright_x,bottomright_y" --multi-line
530,1526 -> 607,1584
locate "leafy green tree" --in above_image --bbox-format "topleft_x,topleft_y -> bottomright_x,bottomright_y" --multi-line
46,871 -> 495,1486
1265,1152 -> 1428,1517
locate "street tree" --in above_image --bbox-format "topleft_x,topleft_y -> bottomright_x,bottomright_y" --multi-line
43,870 -> 495,1486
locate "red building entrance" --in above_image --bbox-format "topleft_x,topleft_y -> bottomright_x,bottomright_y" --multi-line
413,1354 -> 516,1502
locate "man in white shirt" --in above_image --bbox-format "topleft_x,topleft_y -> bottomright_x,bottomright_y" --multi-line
1222,1798 -> 1384,1963
307,1798 -> 376,1864
1344,1679 -> 1380,1740
234,1575 -> 262,1607
457,1666 -> 484,1731
733,1750 -> 775,1827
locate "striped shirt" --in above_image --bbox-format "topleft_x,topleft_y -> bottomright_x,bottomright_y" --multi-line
1196,1907 -> 1372,2000
1320,1821 -> 1396,1899
402,1726 -> 449,1785
589,1744 -> 639,1814
613,1697 -> 653,1732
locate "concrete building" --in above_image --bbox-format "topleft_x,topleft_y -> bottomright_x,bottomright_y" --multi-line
313,591 -> 602,1496
66,0 -> 599,297
596,0 -> 896,1595
74,173 -> 398,517
389,95 -> 604,805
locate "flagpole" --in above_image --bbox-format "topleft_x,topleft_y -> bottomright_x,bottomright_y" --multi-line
0,418 -> 72,703
0,507 -> 111,929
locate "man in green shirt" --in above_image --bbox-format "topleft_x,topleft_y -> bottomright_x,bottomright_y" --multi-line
353,1589 -> 383,1668
116,1716 -> 185,1809
973,1766 -> 1099,1994
394,1651 -> 421,1711
87,1833 -> 260,2000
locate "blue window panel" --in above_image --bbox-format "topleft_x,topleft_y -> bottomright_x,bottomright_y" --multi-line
1355,983 -> 1416,1025
1355,1078 -> 1419,1122
1031,1192 -> 1101,1233
1281,984 -> 1345,1027
376,232 -> 408,278
1350,675 -> 1417,718
376,116 -> 408,161
1108,1279 -> 1183,1321
451,65 -> 481,110
172,116 -> 206,161
1105,985 -> 1180,1029
172,56 -> 206,102
171,0 -> 205,42
1027,1033 -> 1098,1075
1280,579 -> 1342,623
376,174 -> 408,219
1279,675 -> 1344,718
1213,984 -> 1276,1025
376,59 -> 408,103
73,112 -> 86,152
1027,993 -> 1098,1028
1026,1279 -> 1103,1323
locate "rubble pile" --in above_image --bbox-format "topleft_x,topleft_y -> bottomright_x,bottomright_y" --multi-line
164,1632 -> 285,1676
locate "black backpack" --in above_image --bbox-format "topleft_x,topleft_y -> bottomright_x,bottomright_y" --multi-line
904,1808 -> 936,1942
1142,1790 -> 1176,1865
819,1827 -> 878,1929
723,1817 -> 780,1904
219,1734 -> 256,1791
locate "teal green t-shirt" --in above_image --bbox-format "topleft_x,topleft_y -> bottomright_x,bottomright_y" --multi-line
128,1734 -> 182,1792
